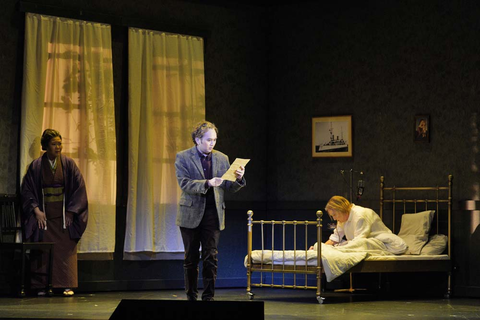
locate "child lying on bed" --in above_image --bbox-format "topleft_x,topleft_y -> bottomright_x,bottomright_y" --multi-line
309,196 -> 407,255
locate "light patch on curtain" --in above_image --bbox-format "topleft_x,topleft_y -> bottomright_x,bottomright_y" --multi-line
125,28 -> 205,259
20,13 -> 117,256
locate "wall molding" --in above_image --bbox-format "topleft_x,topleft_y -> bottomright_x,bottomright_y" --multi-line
78,278 -> 248,293
454,285 -> 480,298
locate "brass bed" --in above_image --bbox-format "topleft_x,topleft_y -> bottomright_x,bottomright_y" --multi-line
245,175 -> 453,303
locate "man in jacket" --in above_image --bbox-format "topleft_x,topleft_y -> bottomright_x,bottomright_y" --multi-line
175,121 -> 246,301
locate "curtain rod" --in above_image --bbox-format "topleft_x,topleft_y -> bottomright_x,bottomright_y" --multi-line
18,1 -> 211,38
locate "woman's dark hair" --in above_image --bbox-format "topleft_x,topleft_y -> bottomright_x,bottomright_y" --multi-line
191,121 -> 218,145
41,129 -> 62,151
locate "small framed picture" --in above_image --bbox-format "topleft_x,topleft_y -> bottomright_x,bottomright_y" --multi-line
312,115 -> 352,157
414,115 -> 430,142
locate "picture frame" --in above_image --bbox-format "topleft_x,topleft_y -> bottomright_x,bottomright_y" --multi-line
414,114 -> 430,142
312,115 -> 352,157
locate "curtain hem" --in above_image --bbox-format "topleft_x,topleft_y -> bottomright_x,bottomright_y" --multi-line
123,251 -> 185,261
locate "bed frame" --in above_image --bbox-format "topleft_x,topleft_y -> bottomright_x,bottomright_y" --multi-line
246,175 -> 453,303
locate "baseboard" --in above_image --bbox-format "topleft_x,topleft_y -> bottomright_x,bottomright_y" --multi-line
453,285 -> 480,298
78,277 -> 248,293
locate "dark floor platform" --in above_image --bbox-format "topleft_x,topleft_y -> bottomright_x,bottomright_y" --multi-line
0,288 -> 479,320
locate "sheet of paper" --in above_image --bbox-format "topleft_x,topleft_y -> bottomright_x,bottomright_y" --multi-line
221,158 -> 250,181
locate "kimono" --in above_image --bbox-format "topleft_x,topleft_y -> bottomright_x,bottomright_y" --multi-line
21,153 -> 88,289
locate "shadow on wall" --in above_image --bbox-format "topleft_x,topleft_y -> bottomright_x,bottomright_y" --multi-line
470,112 -> 479,201
470,220 -> 480,286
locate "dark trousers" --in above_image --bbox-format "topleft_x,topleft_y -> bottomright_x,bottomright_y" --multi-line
180,207 -> 220,300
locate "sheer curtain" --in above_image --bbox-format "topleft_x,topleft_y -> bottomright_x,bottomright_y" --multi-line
125,28 -> 205,259
20,13 -> 117,255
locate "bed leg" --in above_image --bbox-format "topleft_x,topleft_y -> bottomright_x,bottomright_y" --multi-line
378,273 -> 382,292
246,268 -> 254,300
444,272 -> 451,299
247,275 -> 255,300
316,265 -> 325,303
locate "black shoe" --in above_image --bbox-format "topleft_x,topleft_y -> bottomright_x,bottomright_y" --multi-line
187,295 -> 197,301
202,297 -> 214,301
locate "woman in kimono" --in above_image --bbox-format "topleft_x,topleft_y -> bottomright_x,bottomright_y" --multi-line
21,129 -> 88,296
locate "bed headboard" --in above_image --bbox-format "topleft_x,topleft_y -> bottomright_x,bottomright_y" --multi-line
379,175 -> 452,257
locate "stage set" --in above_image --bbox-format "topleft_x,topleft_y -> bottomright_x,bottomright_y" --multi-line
3,0 -> 480,319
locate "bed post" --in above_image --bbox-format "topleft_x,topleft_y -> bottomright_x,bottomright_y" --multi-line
379,176 -> 385,292
447,175 -> 453,298
247,210 -> 254,299
447,175 -> 452,258
316,210 -> 324,304
380,176 -> 384,220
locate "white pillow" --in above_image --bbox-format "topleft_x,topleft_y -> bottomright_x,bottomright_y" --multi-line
420,234 -> 447,255
398,210 -> 435,255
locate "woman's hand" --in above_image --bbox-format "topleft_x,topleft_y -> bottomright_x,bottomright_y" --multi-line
34,207 -> 47,230
65,212 -> 74,227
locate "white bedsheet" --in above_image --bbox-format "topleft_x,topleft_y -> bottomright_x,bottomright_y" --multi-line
365,254 -> 448,261
246,238 -> 446,282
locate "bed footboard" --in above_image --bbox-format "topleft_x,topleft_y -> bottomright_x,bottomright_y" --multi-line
246,210 -> 324,303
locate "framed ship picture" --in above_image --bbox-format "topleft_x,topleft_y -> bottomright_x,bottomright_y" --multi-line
312,115 -> 352,157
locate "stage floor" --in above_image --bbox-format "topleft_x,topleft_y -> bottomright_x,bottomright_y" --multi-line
0,288 -> 479,320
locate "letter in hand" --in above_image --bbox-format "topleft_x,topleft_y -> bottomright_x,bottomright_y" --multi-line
221,158 -> 249,181
208,177 -> 224,187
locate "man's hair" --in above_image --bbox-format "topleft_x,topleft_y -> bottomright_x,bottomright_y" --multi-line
41,129 -> 62,151
191,121 -> 218,145
325,196 -> 352,214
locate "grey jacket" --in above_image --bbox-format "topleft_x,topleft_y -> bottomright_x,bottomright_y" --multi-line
175,146 -> 246,230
